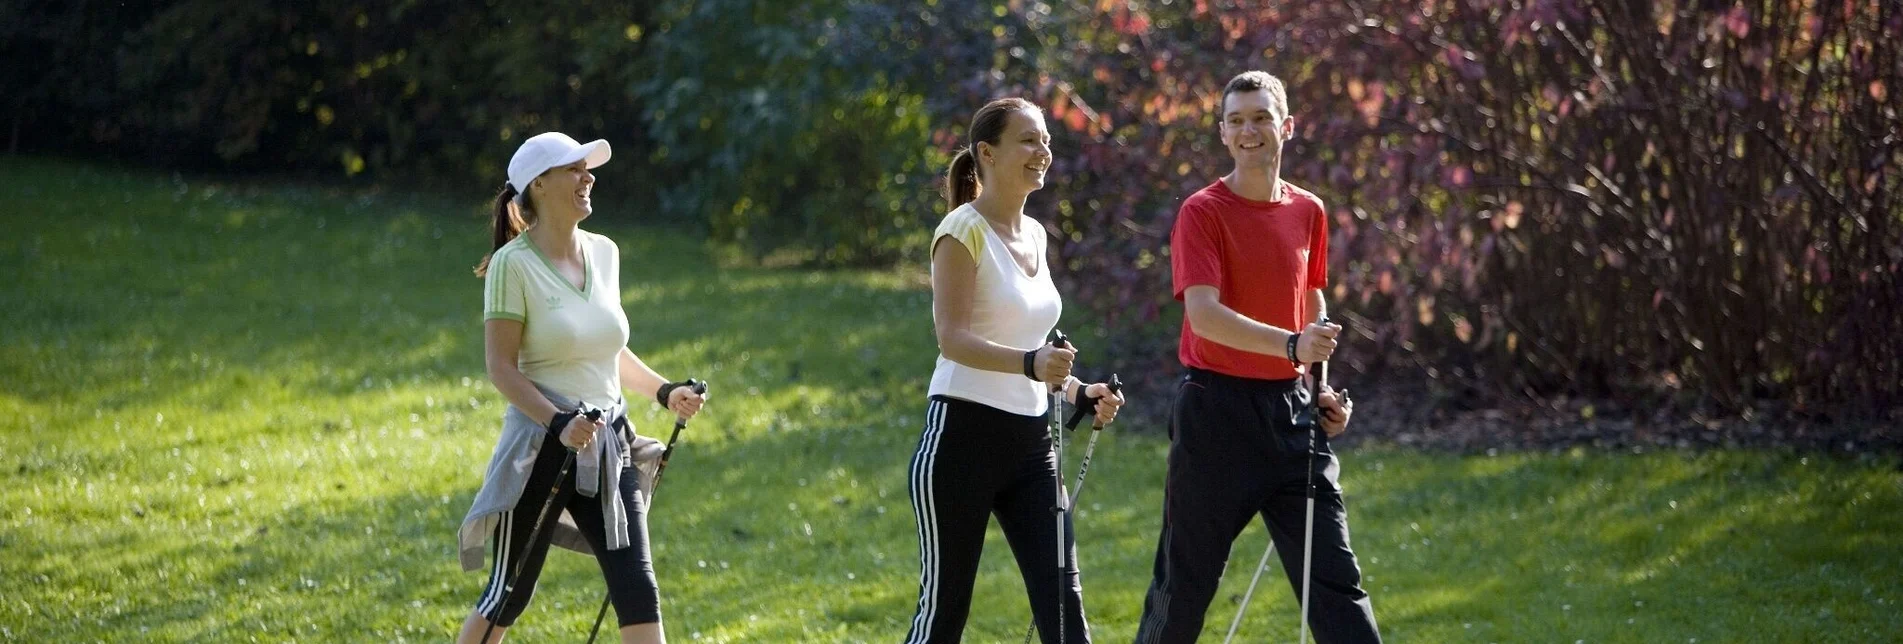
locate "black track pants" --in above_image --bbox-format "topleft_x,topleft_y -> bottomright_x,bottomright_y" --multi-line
1134,369 -> 1381,644
905,395 -> 1090,644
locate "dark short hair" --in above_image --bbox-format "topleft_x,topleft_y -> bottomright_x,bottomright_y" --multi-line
1221,70 -> 1289,118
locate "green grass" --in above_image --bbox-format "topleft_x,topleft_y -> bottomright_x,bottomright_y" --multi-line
2,157 -> 1899,642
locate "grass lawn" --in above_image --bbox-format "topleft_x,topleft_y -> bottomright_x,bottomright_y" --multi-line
2,158 -> 1899,642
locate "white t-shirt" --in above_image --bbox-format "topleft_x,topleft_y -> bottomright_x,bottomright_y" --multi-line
483,230 -> 629,407
927,204 -> 1063,416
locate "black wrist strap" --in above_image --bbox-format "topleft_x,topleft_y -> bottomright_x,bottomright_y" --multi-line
1022,350 -> 1041,382
547,410 -> 579,437
656,380 -> 688,407
1065,388 -> 1102,430
1286,332 -> 1302,363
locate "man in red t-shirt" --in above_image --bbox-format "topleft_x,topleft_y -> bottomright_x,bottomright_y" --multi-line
1134,71 -> 1382,643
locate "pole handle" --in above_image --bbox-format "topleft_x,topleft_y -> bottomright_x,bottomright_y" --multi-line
1089,373 -> 1123,431
670,379 -> 709,431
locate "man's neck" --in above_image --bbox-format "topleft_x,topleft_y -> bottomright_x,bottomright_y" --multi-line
1222,163 -> 1285,203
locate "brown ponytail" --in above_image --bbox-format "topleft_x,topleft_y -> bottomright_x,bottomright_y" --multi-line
943,97 -> 1040,210
474,184 -> 536,277
945,147 -> 979,210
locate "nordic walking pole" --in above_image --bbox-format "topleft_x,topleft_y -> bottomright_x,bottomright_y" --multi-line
1020,331 -> 1065,644
480,406 -> 603,644
1224,316 -> 1333,644
1066,373 -> 1121,503
648,379 -> 709,494
1222,538 -> 1278,644
1047,330 -> 1072,644
1027,373 -> 1120,642
587,379 -> 708,644
1298,339 -> 1329,644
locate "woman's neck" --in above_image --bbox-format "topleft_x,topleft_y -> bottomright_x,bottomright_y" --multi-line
525,220 -> 580,259
971,189 -> 1030,233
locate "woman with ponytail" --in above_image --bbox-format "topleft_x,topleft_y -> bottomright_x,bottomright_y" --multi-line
457,132 -> 706,644
903,99 -> 1126,643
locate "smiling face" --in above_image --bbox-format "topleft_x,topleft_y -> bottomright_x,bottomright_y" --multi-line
529,159 -> 596,223
977,109 -> 1053,195
1220,87 -> 1293,172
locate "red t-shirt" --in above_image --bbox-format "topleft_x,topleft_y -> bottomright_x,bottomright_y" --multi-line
1171,178 -> 1329,380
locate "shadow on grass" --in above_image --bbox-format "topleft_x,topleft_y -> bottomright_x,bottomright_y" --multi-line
0,159 -> 494,414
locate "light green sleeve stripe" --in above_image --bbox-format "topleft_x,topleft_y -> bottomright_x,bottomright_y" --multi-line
483,248 -> 505,313
484,245 -> 527,320
484,253 -> 500,313
484,311 -> 526,323
483,245 -> 505,309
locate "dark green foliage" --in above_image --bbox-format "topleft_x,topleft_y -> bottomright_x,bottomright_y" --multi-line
7,0 -> 1898,418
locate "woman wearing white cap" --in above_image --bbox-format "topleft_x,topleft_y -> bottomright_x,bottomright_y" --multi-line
456,132 -> 706,644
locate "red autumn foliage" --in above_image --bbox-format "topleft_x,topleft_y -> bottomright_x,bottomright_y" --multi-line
898,0 -> 1901,420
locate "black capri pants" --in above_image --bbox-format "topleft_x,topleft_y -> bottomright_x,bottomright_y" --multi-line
475,418 -> 660,627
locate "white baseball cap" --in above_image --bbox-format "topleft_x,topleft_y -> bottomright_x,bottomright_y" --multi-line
506,132 -> 612,205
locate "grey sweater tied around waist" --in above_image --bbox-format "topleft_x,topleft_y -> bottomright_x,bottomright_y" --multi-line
458,387 -> 665,572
